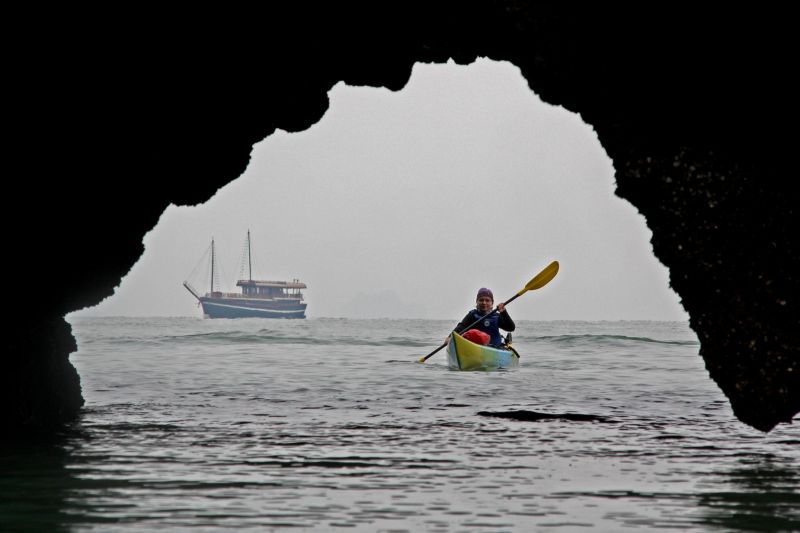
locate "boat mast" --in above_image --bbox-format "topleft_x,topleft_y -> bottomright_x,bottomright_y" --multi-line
210,238 -> 215,293
247,230 -> 252,282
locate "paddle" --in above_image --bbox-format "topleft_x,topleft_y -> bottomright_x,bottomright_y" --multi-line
418,260 -> 559,363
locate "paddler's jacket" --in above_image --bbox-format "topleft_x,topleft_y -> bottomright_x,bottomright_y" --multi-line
454,308 -> 516,347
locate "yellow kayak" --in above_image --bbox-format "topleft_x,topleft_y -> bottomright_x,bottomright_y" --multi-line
446,331 -> 520,371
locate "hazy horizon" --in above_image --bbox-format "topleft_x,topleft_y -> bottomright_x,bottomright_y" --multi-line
69,58 -> 690,323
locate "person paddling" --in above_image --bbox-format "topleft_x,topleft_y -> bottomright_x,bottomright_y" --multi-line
450,287 -> 516,347
420,261 -> 557,363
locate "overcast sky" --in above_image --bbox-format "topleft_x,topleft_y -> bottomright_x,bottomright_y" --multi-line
71,58 -> 689,321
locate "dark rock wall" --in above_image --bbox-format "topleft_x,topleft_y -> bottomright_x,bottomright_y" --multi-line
8,318 -> 83,433
5,4 -> 797,435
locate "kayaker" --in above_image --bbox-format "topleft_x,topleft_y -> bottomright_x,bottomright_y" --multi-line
450,287 -> 515,347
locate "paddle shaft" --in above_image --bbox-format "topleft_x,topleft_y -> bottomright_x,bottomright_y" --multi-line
419,294 -> 519,363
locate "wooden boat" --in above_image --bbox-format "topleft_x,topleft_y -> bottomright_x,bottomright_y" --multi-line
446,331 -> 520,371
183,230 -> 307,319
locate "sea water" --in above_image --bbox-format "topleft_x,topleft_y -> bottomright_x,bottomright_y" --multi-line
2,317 -> 798,532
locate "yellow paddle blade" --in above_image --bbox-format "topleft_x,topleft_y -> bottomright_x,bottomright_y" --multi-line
517,260 -> 559,296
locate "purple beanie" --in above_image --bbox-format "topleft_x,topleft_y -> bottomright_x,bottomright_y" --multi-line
476,287 -> 493,300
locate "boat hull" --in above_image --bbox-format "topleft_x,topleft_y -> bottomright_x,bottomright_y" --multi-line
446,331 -> 519,370
199,297 -> 306,319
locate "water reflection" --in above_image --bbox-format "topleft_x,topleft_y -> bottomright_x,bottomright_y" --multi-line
695,455 -> 800,531
7,318 -> 798,531
4,423 -> 800,531
0,429 -> 86,532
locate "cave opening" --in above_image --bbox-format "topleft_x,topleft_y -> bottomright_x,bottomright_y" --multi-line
69,58 -> 688,324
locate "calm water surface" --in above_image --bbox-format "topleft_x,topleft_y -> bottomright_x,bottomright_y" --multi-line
2,318 -> 798,532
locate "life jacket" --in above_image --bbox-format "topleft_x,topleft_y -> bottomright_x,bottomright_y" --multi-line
466,309 -> 504,346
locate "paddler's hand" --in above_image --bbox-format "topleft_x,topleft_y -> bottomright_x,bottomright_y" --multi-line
497,303 -> 506,313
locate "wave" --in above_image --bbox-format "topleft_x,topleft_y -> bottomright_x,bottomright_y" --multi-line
534,333 -> 699,346
148,330 -> 435,347
72,319 -> 699,350
95,331 -> 697,349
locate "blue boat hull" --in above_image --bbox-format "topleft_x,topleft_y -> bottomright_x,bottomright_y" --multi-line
199,297 -> 306,319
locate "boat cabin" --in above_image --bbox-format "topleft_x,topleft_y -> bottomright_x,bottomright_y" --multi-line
236,279 -> 306,300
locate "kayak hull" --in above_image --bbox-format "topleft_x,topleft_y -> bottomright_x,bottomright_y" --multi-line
446,331 -> 520,371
